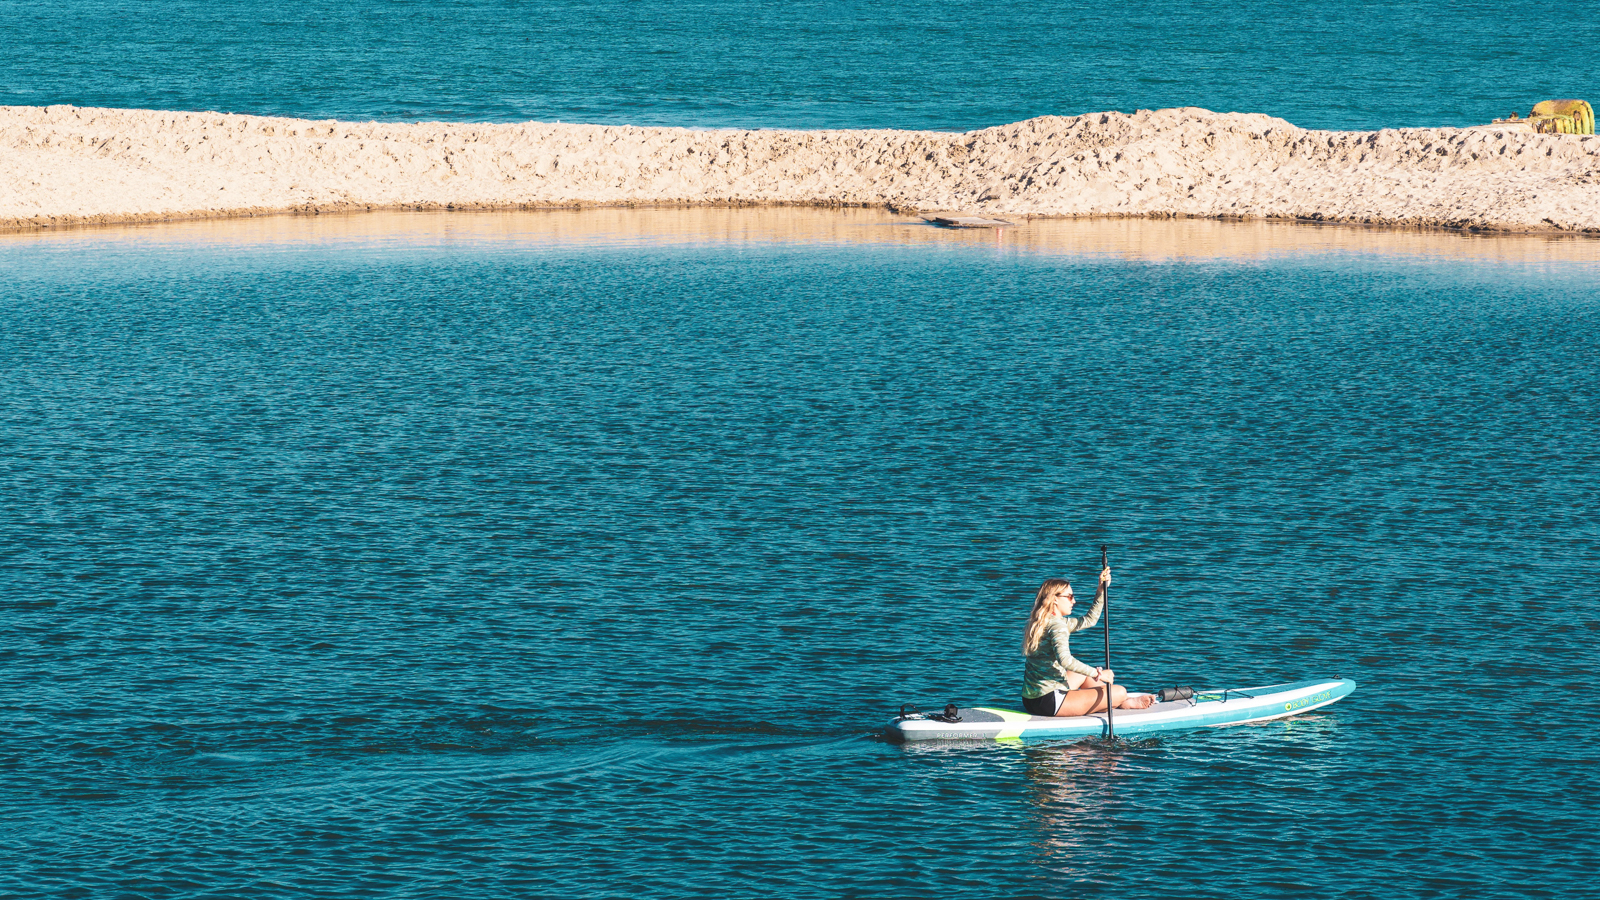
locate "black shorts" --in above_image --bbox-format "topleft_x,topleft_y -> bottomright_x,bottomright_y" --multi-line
1022,689 -> 1066,716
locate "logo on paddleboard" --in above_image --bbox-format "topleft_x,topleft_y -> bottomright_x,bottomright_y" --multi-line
1284,690 -> 1333,712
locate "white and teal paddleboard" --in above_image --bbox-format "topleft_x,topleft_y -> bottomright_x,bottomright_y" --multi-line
887,678 -> 1355,742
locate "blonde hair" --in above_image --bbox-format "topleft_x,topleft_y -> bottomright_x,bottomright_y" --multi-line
1022,578 -> 1072,654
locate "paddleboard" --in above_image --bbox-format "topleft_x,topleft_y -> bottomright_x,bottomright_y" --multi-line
887,677 -> 1355,742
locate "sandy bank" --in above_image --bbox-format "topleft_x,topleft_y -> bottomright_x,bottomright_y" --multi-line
4,105 -> 1599,233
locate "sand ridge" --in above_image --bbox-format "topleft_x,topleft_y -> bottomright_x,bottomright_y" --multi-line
3,104 -> 1599,232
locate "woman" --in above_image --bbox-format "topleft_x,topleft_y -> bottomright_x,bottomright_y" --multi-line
1022,567 -> 1154,717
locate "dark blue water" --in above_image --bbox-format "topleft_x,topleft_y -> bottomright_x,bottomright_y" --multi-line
3,0 -> 1598,130
3,219 -> 1598,897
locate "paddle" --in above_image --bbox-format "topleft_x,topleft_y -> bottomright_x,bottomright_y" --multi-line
1102,544 -> 1113,739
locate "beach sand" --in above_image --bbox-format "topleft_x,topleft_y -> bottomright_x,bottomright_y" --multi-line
3,105 -> 1598,233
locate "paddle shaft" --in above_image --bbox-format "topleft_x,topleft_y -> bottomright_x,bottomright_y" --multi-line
1102,545 -> 1113,738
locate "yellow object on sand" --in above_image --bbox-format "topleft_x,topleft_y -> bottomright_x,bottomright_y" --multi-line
1528,99 -> 1594,135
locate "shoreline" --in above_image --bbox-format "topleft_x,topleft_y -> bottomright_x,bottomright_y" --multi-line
13,207 -> 1600,268
12,202 -> 1600,241
5,105 -> 1600,235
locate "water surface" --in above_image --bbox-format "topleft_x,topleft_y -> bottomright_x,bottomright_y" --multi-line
4,0 -> 1597,130
3,212 -> 1597,898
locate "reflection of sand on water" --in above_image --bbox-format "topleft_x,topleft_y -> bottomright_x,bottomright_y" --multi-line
7,207 -> 1600,267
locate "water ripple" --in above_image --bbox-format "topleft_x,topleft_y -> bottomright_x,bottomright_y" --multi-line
3,231 -> 1596,897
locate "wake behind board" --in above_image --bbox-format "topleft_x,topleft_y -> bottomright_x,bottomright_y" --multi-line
888,678 -> 1355,742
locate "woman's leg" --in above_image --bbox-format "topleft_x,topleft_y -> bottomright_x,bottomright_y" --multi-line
1053,682 -> 1154,715
1097,684 -> 1157,709
1084,675 -> 1158,710
1052,685 -> 1114,716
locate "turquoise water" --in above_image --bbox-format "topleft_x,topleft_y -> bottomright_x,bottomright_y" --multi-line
3,0 -> 1598,130
3,215 -> 1598,897
5,1 -> 1600,894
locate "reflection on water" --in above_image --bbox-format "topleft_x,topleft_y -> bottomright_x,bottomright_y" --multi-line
1019,717 -> 1342,876
6,206 -> 1600,265
1024,741 -> 1130,868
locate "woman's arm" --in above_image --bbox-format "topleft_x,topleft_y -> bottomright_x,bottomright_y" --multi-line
1066,568 -> 1110,632
1065,595 -> 1103,632
1059,649 -> 1100,678
1045,620 -> 1100,678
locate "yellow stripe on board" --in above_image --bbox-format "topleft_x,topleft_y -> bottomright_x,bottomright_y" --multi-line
978,708 -> 1032,741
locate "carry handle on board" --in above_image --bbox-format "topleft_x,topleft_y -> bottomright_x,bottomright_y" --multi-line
1101,544 -> 1113,739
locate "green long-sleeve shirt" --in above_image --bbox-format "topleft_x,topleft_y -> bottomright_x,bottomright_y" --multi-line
1022,594 -> 1104,698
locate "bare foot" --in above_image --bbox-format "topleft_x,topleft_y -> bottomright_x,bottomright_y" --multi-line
1120,693 -> 1156,710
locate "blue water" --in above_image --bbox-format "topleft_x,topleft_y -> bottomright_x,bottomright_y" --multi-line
3,0 -> 1598,130
3,217 -> 1598,897
6,1 -> 1600,893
